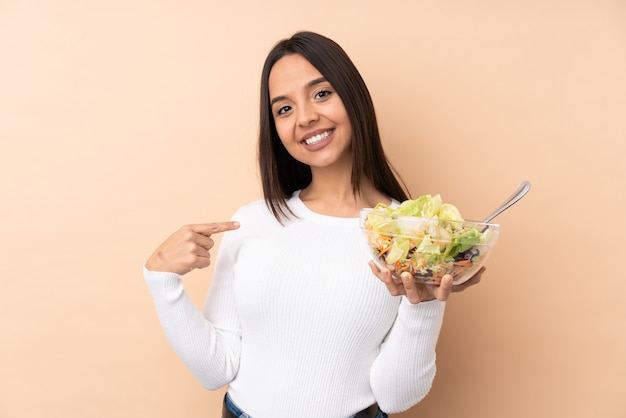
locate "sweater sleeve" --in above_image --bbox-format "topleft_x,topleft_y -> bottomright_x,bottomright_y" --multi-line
143,231 -> 242,390
369,297 -> 446,413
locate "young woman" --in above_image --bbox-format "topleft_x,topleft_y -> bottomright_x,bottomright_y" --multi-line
144,31 -> 483,418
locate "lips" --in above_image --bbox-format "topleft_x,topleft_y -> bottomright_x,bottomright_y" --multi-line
302,130 -> 332,145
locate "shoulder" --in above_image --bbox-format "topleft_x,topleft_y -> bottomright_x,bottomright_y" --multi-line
228,198 -> 284,235
216,199 -> 278,259
232,193 -> 302,225
231,198 -> 271,219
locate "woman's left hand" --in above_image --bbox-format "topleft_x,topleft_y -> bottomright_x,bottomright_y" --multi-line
368,261 -> 486,304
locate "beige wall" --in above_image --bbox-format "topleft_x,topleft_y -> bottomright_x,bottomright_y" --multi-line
1,1 -> 625,417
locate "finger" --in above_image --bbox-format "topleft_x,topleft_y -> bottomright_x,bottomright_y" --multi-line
192,254 -> 212,270
368,260 -> 381,276
170,251 -> 211,275
191,221 -> 240,236
193,234 -> 215,251
435,274 -> 454,301
401,272 -> 423,304
370,262 -> 404,296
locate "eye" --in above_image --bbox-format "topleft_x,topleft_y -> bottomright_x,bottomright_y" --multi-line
315,89 -> 332,99
276,105 -> 291,116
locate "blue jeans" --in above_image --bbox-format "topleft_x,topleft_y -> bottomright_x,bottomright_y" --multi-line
222,393 -> 388,418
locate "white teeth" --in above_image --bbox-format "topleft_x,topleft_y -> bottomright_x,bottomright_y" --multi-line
304,130 -> 331,145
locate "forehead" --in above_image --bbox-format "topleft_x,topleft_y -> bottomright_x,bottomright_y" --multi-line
268,54 -> 324,96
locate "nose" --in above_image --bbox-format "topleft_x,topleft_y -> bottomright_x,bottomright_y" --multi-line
296,102 -> 319,127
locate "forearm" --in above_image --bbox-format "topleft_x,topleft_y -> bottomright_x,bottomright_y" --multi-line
370,298 -> 446,413
143,267 -> 241,389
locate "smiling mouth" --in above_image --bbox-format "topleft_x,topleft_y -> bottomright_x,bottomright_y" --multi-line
303,130 -> 332,145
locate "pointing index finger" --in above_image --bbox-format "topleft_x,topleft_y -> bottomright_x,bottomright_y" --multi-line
192,221 -> 240,236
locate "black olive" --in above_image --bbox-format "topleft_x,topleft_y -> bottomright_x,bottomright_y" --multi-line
455,247 -> 480,261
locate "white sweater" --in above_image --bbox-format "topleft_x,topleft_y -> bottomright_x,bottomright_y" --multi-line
144,191 -> 446,417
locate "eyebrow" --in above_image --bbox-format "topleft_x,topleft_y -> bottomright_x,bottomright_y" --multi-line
270,77 -> 327,107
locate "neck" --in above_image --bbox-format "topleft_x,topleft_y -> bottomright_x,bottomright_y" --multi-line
300,169 -> 391,217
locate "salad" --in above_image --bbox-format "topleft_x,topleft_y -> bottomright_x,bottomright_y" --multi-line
362,194 -> 496,284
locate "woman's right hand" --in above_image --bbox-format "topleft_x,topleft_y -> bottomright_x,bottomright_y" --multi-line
145,222 -> 240,275
369,260 -> 486,304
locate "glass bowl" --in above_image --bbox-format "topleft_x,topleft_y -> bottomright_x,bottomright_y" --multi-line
360,208 -> 500,285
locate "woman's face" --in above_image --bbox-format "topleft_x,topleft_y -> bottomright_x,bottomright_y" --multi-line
268,54 -> 353,171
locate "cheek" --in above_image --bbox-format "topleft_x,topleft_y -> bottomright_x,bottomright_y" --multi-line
331,104 -> 352,136
274,121 -> 293,147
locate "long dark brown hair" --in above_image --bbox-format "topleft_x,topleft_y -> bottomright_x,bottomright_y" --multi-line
258,31 -> 409,223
